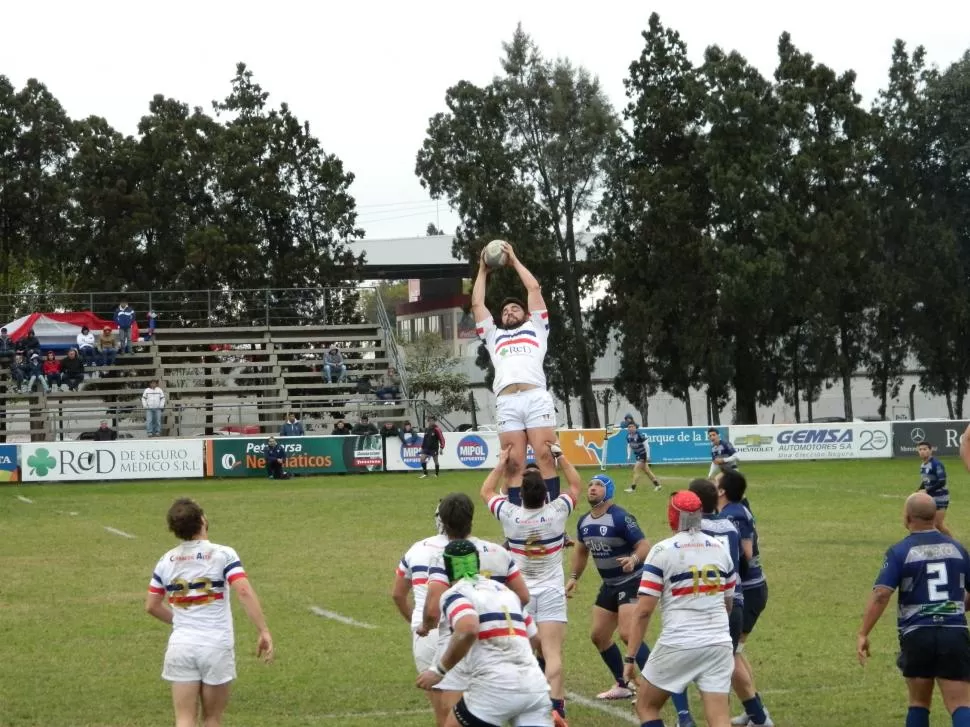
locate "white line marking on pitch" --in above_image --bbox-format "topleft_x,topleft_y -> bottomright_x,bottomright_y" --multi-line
310,606 -> 377,630
103,526 -> 136,539
566,690 -> 639,725
16,495 -> 33,504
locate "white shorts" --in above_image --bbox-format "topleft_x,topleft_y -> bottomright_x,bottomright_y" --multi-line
412,629 -> 439,673
462,684 -> 553,727
641,642 -> 734,695
528,586 -> 567,623
162,643 -> 236,685
432,636 -> 470,692
496,387 -> 556,433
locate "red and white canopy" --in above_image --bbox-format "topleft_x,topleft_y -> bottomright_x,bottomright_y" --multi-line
2,312 -> 140,350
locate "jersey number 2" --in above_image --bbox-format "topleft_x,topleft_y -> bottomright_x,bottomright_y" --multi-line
927,562 -> 949,602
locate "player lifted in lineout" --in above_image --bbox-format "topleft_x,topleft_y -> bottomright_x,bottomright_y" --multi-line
472,240 -> 560,506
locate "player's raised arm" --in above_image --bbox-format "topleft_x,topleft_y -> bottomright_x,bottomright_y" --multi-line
503,242 -> 546,313
471,250 -> 492,326
962,424 -> 970,473
551,442 -> 582,506
480,445 -> 512,507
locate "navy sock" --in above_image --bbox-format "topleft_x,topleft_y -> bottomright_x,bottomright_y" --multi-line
551,698 -> 565,717
952,706 -> 970,727
545,475 -> 561,499
743,696 -> 766,724
421,461 -> 427,474
635,642 -> 650,669
906,706 -> 929,727
507,486 -> 522,506
599,643 -> 625,682
672,690 -> 690,716
537,656 -> 546,672
641,720 -> 665,727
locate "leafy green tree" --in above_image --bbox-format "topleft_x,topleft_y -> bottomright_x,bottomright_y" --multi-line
594,13 -> 715,426
401,331 -> 471,414
701,45 -> 788,423
416,27 -> 618,427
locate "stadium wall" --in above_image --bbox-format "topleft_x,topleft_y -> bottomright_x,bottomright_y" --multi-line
3,420 -> 966,482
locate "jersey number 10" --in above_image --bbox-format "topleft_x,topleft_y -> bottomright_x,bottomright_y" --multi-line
687,565 -> 723,595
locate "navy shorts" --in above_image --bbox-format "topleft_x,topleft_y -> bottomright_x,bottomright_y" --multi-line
742,582 -> 768,634
421,447 -> 439,457
595,580 -> 640,613
897,627 -> 970,680
932,492 -> 950,510
635,453 -> 647,463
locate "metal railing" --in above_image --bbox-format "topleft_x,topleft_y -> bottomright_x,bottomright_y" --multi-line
372,287 -> 411,400
0,286 -> 382,329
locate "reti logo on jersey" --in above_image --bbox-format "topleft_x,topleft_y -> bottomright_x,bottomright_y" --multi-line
400,442 -> 424,469
457,435 -> 488,467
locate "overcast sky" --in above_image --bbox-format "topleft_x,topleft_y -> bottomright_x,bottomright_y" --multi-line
4,1 -> 968,243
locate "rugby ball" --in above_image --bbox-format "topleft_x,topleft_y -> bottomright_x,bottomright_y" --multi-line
483,240 -> 509,269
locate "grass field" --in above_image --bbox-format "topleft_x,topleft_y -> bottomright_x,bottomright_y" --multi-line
0,457 -> 965,727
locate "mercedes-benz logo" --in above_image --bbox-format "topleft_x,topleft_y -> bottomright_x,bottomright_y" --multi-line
910,427 -> 926,444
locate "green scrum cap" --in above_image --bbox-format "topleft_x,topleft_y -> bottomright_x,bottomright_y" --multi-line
443,539 -> 480,582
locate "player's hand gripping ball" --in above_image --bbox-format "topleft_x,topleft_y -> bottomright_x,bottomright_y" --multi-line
482,239 -> 510,269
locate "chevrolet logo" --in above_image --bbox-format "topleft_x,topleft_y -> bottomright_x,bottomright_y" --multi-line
736,434 -> 773,447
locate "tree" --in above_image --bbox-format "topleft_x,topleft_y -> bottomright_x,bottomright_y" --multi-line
360,280 -> 409,326
594,13 -> 716,426
401,331 -> 471,414
416,26 -> 618,427
772,33 -> 875,420
213,64 -> 364,326
701,46 -> 788,423
865,41 -> 935,418
426,222 -> 444,236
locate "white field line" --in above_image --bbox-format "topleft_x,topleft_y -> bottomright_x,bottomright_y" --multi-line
103,526 -> 136,539
15,495 -> 33,504
566,690 -> 640,725
309,606 -> 377,630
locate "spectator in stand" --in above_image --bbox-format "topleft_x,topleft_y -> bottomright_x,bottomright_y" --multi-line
115,299 -> 135,354
147,310 -> 157,342
142,378 -> 166,437
265,437 -> 289,479
99,326 -> 118,367
93,420 -> 117,441
42,351 -> 61,391
398,420 -> 420,446
322,347 -> 347,384
0,328 -> 13,364
331,420 -> 352,436
60,349 -> 85,391
9,354 -> 26,391
279,412 -> 304,437
25,353 -> 48,394
376,367 -> 402,402
380,421 -> 400,439
352,416 -> 379,436
16,328 -> 40,359
77,326 -> 97,366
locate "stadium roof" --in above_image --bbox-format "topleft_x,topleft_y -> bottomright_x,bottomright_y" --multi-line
351,233 -> 595,280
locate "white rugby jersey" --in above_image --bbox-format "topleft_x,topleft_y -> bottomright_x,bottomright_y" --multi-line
427,537 -> 522,588
638,530 -> 736,649
148,539 -> 247,649
477,310 -> 550,394
488,493 -> 575,590
438,576 -> 547,691
396,533 -> 450,631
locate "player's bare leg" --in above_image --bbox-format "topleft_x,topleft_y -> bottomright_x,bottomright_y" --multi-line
633,678 -> 669,723
935,509 -> 952,536
904,677 -> 934,726
200,682 -> 231,727
498,429 -> 528,490
731,638 -> 772,725
698,689 -> 731,727
937,677 -> 970,721
171,682 -> 201,727
590,606 -> 632,699
431,690 -> 462,727
538,621 -> 567,711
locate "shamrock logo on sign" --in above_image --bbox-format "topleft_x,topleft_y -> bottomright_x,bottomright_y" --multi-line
27,448 -> 57,477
